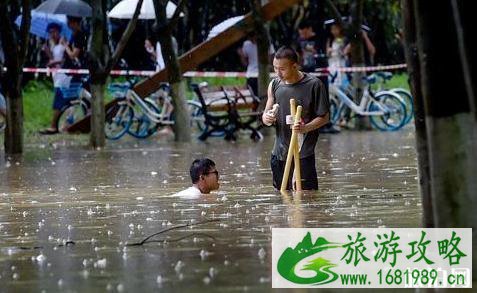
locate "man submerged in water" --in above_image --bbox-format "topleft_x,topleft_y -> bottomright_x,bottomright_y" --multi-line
174,158 -> 220,199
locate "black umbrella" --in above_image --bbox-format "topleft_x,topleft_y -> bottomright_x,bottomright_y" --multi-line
34,0 -> 92,18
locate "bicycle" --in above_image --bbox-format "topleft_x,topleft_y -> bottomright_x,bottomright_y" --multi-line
55,78 -> 92,133
329,74 -> 408,131
374,71 -> 414,125
187,82 -> 227,138
105,84 -> 174,140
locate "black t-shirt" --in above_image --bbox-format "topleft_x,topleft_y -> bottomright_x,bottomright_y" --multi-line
64,30 -> 87,69
271,73 -> 330,160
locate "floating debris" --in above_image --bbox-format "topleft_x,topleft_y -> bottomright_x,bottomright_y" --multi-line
200,249 -> 210,261
94,258 -> 107,269
258,248 -> 266,260
174,260 -> 184,273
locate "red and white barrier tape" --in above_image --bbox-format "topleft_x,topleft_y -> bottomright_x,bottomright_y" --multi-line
4,63 -> 407,77
317,63 -> 407,73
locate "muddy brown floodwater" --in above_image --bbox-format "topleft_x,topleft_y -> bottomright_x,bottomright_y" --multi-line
0,128 -> 421,292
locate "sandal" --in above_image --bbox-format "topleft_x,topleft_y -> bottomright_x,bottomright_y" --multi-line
39,128 -> 59,135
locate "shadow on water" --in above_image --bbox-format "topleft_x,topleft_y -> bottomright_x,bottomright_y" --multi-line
0,128 -> 421,292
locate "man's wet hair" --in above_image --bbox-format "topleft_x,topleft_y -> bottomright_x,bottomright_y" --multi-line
190,158 -> 216,184
274,46 -> 299,63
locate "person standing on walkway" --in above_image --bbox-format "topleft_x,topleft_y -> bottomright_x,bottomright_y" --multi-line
295,20 -> 339,134
39,23 -> 67,135
39,16 -> 87,135
262,47 -> 330,190
61,16 -> 87,73
326,23 -> 347,86
237,32 -> 274,96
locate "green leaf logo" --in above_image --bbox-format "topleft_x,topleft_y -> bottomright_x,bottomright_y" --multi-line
277,232 -> 341,285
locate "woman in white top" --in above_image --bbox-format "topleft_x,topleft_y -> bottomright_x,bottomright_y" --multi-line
326,23 -> 347,86
39,23 -> 69,135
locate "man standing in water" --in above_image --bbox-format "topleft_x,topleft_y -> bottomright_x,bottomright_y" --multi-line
174,158 -> 220,198
262,47 -> 330,190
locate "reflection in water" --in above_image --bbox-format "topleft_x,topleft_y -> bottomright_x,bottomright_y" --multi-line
0,128 -> 421,292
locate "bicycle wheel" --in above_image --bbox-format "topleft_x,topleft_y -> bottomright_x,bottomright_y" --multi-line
367,93 -> 407,131
56,100 -> 89,132
391,88 -> 414,124
127,100 -> 161,139
187,100 -> 226,137
105,102 -> 133,140
187,100 -> 206,129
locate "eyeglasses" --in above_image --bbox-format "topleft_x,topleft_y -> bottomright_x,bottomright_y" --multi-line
204,170 -> 219,177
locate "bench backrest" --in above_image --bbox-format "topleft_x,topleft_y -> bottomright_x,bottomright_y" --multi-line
192,84 -> 260,112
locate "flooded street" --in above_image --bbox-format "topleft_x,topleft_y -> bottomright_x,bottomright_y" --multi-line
0,128 -> 421,292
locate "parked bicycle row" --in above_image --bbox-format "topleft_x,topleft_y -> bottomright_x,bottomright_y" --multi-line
328,71 -> 413,131
1,70 -> 413,138
52,76 -> 264,141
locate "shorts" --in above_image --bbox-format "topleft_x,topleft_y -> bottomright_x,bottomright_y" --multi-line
52,88 -> 69,110
271,154 -> 318,190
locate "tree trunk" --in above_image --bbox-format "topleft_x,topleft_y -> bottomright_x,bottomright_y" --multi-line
450,0 -> 477,280
4,92 -> 24,154
414,0 -> 477,271
90,83 -> 106,148
253,0 -> 271,109
169,81 -> 191,141
348,0 -> 369,130
0,1 -> 30,155
86,0 -> 142,147
88,0 -> 109,148
401,0 -> 433,228
154,0 -> 191,142
158,31 -> 191,142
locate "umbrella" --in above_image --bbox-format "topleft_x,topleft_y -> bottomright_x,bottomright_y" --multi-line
34,0 -> 92,18
206,15 -> 244,40
108,0 -> 184,20
324,17 -> 371,31
15,11 -> 72,40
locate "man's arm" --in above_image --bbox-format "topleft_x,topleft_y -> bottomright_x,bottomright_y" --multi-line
262,81 -> 276,126
61,37 -> 82,60
47,60 -> 63,67
362,31 -> 376,57
293,112 -> 329,133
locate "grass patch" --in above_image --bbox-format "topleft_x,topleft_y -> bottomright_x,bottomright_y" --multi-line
23,80 -> 55,136
385,72 -> 410,90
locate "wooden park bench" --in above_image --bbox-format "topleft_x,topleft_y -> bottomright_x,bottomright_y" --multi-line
191,84 -> 263,141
